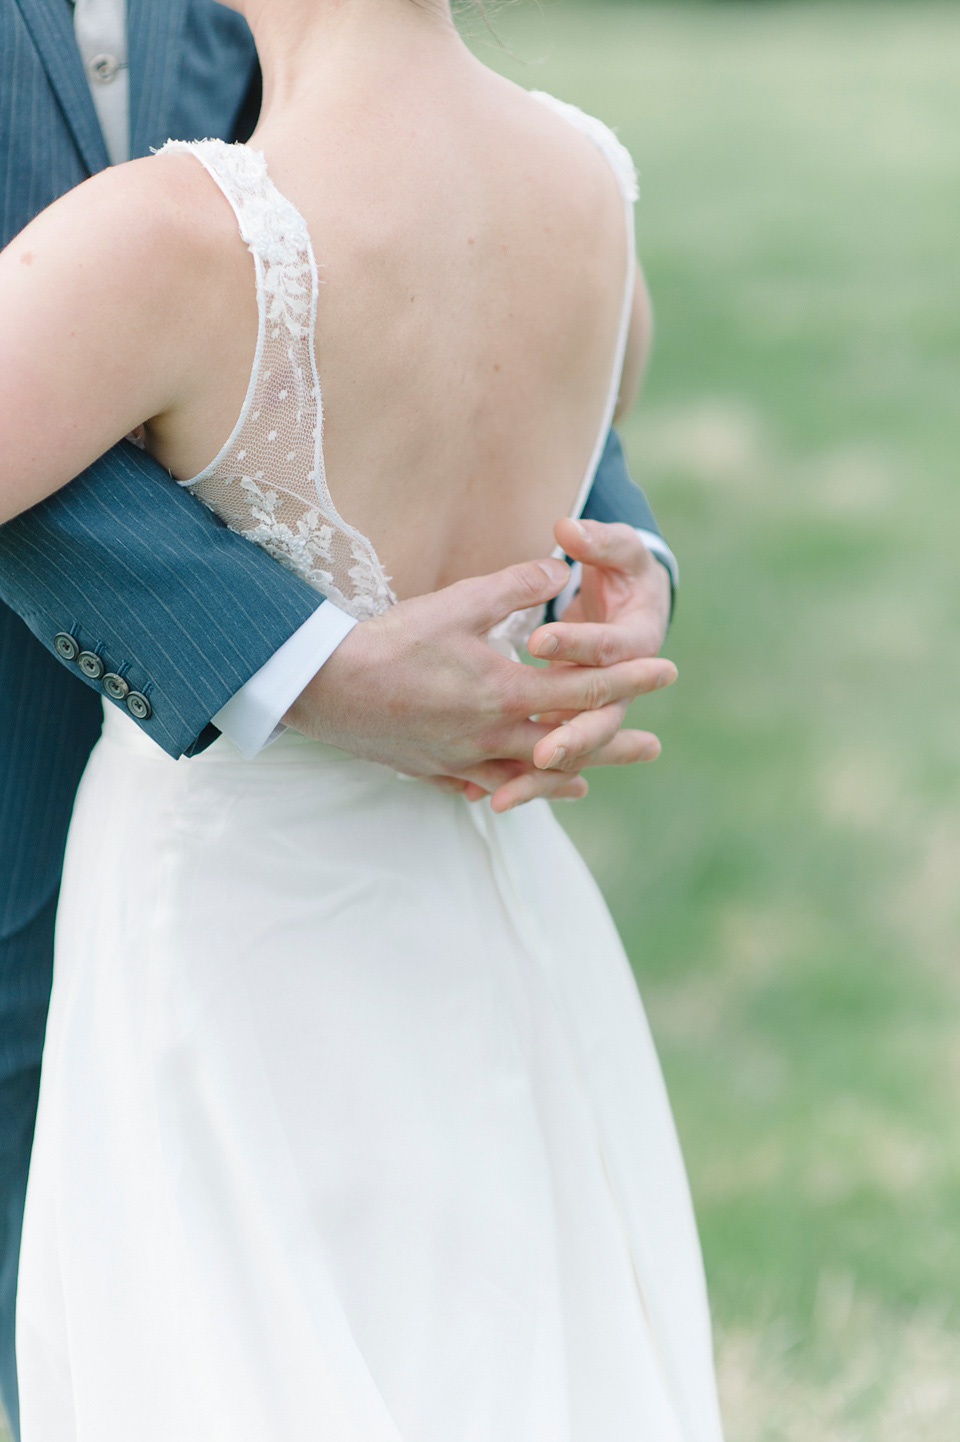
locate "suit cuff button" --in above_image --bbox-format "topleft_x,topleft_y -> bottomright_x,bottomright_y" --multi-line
77,651 -> 106,680
125,692 -> 153,722
103,673 -> 130,702
54,633 -> 80,662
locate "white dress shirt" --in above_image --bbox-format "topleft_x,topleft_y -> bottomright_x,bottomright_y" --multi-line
73,0 -> 130,165
75,0 -> 676,756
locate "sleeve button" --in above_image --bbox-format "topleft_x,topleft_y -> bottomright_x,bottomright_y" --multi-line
77,651 -> 106,680
54,633 -> 80,662
125,692 -> 152,721
103,673 -> 130,702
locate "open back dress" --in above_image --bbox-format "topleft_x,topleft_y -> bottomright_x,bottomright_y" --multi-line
17,95 -> 725,1442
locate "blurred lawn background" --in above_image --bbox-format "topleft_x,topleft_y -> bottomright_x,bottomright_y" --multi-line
0,10 -> 952,1442
471,3 -> 960,1438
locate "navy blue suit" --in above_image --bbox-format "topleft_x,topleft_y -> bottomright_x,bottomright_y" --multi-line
0,2 -> 667,1432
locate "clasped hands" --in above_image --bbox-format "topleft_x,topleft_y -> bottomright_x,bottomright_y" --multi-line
285,516 -> 676,811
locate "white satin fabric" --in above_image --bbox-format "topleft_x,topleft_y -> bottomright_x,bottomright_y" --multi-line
18,707 -> 724,1441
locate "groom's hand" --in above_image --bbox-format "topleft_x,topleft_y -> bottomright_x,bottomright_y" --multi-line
283,555 -> 675,800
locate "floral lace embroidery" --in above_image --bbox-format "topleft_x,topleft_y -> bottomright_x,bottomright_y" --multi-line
156,139 -> 396,621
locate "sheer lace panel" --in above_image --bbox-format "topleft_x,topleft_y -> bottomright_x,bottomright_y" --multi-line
157,139 -> 397,621
157,99 -> 636,641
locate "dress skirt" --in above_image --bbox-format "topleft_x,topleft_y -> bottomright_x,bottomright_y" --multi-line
17,704 -> 724,1442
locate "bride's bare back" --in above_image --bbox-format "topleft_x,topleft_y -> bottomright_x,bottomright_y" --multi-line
147,9 -> 645,601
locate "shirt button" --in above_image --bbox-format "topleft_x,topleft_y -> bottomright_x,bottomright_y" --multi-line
89,53 -> 122,85
54,633 -> 80,662
77,651 -> 106,680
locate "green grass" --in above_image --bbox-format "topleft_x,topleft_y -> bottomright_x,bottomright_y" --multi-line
476,4 -> 960,1436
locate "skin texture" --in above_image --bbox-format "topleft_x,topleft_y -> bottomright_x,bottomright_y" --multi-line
0,0 -> 675,805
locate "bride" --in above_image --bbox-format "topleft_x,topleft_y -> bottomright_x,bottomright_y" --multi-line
0,0 -> 724,1437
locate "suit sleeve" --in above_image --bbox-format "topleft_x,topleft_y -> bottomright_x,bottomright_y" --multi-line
0,440 -> 323,759
580,429 -> 662,536
570,429 -> 677,605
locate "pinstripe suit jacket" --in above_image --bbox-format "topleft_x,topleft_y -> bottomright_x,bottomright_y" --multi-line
0,0 -> 666,948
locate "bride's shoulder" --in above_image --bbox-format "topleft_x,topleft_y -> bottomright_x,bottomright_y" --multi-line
527,92 -> 638,202
485,74 -> 638,207
13,149 -> 247,303
524,89 -> 634,206
0,148 -> 254,437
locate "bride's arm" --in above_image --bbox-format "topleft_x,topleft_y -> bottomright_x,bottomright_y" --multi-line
0,159 -> 215,525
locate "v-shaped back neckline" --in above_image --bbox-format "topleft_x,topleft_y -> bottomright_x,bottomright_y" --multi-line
156,94 -> 637,628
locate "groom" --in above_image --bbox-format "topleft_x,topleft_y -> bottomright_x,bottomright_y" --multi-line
0,0 -> 677,1433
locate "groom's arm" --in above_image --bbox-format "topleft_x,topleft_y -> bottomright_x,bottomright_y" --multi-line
0,435 -> 675,785
0,440 -> 336,759
582,430 -> 677,588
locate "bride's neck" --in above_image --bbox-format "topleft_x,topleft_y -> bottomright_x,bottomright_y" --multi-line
243,0 -> 469,133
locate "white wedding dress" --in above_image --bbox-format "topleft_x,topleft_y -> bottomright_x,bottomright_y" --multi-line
17,96 -> 724,1442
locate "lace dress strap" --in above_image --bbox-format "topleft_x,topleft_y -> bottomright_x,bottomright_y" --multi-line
157,139 -> 315,325
153,139 -> 396,620
529,93 -> 639,207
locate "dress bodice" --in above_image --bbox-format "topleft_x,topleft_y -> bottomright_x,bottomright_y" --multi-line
157,93 -> 638,648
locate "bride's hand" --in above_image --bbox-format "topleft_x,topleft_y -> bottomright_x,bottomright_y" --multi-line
484,519 -> 676,811
532,517 -> 673,667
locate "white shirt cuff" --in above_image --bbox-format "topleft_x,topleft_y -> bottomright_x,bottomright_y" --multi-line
636,529 -> 679,590
553,529 -> 678,619
212,602 -> 358,759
